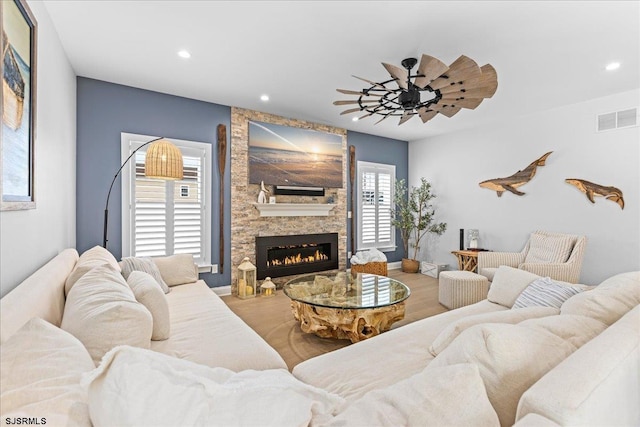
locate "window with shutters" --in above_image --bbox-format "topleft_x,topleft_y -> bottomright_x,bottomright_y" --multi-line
356,161 -> 395,252
121,133 -> 212,267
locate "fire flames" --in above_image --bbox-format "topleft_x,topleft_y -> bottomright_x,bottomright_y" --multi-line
267,250 -> 328,267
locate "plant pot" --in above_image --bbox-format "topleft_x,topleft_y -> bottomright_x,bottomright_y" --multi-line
401,258 -> 420,273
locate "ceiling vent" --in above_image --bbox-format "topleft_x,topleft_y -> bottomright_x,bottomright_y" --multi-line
597,108 -> 638,132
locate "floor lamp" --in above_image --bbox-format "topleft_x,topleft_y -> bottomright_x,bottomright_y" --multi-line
103,137 -> 184,249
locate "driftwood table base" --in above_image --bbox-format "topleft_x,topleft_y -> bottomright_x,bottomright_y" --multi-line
290,300 -> 406,343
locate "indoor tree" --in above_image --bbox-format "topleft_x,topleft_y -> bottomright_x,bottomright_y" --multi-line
392,177 -> 447,272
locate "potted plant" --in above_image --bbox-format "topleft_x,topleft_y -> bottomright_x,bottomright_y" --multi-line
392,178 -> 447,273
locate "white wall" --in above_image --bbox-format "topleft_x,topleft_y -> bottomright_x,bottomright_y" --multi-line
409,89 -> 639,285
0,1 -> 76,297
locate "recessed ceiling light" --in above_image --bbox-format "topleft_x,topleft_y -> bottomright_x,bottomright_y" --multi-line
260,94 -> 269,102
606,62 -> 620,71
352,117 -> 359,122
177,50 -> 191,59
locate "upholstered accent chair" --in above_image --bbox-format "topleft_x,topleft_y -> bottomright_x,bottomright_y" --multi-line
477,230 -> 587,283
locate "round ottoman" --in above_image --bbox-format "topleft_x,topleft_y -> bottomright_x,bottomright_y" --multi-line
438,271 -> 489,309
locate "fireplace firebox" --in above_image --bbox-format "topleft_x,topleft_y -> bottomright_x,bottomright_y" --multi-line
255,233 -> 339,279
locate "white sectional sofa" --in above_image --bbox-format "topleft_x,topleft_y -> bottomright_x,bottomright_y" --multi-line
1,247 -> 638,426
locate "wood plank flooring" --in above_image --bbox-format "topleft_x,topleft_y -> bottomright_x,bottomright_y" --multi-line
221,270 -> 448,370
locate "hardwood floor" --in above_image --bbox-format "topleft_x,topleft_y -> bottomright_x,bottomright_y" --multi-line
221,270 -> 448,370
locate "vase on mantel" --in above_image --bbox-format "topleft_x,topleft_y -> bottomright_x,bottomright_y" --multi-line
401,258 -> 420,273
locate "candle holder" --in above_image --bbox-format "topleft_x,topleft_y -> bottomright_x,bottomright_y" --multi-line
236,257 -> 257,299
260,277 -> 276,297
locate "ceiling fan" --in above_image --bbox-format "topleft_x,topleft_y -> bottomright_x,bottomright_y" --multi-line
334,54 -> 498,126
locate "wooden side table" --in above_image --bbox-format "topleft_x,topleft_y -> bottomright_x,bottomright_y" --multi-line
451,250 -> 482,272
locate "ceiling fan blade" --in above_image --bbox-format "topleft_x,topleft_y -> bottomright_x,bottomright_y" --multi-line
417,108 -> 438,123
440,86 -> 497,99
336,89 -> 384,97
340,107 -> 362,115
439,105 -> 462,118
438,64 -> 498,97
398,112 -> 414,125
337,89 -> 365,96
333,99 -> 379,106
439,96 -> 484,110
374,114 -> 391,125
357,111 -> 374,120
352,75 -> 386,89
382,62 -> 408,90
429,55 -> 482,91
414,54 -> 449,88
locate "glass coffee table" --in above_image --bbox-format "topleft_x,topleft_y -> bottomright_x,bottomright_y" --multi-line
283,271 -> 410,343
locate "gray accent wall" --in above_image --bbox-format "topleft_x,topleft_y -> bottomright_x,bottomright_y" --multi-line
346,130 -> 408,264
76,78 -> 231,287
76,79 -> 409,286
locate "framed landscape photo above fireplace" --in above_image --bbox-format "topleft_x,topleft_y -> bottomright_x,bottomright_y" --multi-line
248,121 -> 343,188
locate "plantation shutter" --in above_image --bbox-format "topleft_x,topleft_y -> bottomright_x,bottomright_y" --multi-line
356,161 -> 395,251
173,156 -> 203,259
132,150 -> 205,263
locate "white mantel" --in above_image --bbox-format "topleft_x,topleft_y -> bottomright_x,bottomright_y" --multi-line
252,203 -> 336,217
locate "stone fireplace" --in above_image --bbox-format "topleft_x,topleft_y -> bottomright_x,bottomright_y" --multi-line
255,233 -> 339,280
230,107 -> 347,289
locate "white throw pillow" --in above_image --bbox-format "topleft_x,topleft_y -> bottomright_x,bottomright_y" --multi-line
127,271 -> 171,340
561,271 -> 640,326
0,318 -> 94,426
486,266 -> 541,308
61,265 -> 153,364
119,257 -> 170,293
326,363 -> 499,427
84,346 -> 344,427
65,245 -> 121,295
152,253 -> 199,286
513,277 -> 584,309
428,315 -> 606,426
524,233 -> 574,264
429,306 -> 559,356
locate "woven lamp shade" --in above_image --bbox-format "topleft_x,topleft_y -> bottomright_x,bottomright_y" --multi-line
145,139 -> 183,180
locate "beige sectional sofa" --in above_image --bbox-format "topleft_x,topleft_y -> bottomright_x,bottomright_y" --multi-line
0,247 -> 638,426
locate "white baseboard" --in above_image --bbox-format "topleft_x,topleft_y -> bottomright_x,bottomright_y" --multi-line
212,285 -> 231,296
388,261 -> 401,270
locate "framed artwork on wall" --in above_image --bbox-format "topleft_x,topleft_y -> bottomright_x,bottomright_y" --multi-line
248,120 -> 343,188
1,0 -> 37,211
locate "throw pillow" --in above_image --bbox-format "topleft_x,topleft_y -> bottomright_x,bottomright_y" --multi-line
84,346 -> 344,427
428,315 -> 606,426
429,306 -> 559,356
486,266 -> 541,308
561,271 -> 640,326
0,318 -> 94,426
64,245 -> 121,295
119,256 -> 170,293
524,233 -> 575,264
61,265 -> 153,364
327,363 -> 499,427
513,277 -> 584,309
127,271 -> 171,340
152,254 -> 199,286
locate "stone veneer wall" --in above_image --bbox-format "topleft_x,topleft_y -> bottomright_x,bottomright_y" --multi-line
230,107 -> 347,291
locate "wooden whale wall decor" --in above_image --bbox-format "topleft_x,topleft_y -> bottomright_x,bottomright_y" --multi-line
565,179 -> 625,210
479,151 -> 553,197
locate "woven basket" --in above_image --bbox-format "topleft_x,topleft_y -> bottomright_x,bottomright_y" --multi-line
351,261 -> 388,276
